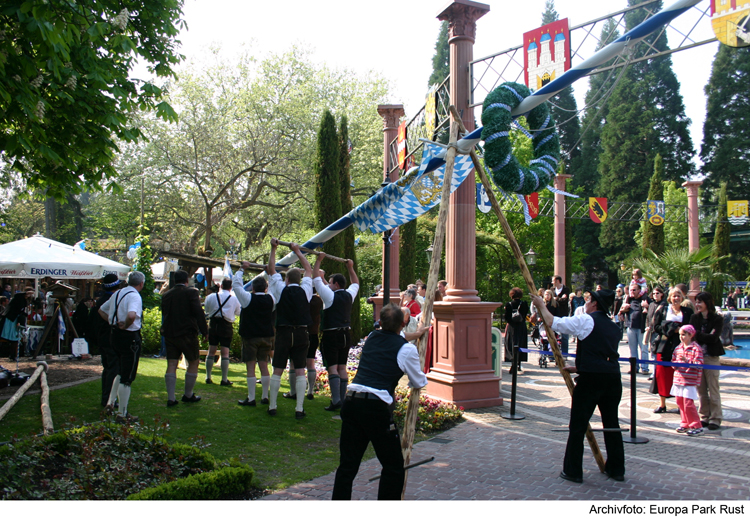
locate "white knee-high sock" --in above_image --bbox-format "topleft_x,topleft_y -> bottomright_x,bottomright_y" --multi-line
307,369 -> 316,396
288,368 -> 297,395
165,373 -> 177,401
269,374 -> 282,409
221,358 -> 230,382
108,375 -> 120,406
184,372 -> 198,397
118,384 -> 131,416
205,355 -> 215,380
261,375 -> 270,399
247,376 -> 257,400
295,376 -> 306,412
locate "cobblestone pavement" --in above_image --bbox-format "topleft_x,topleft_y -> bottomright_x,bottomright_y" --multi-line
263,340 -> 750,501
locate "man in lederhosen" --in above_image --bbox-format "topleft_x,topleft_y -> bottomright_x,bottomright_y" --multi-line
99,271 -> 145,424
232,264 -> 276,406
93,273 -> 123,408
266,238 -> 313,419
312,253 -> 359,411
204,278 -> 241,385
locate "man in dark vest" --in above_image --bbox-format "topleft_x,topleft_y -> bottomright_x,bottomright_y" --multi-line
267,238 -> 313,418
312,252 -> 359,411
530,288 -> 625,484
93,273 -> 123,408
331,303 -> 427,500
161,270 -> 208,407
232,263 -> 276,406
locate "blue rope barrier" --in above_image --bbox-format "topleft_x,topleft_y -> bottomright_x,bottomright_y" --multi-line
517,348 -> 750,372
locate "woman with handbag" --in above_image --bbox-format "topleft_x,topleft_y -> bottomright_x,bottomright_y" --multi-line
504,287 -> 529,373
689,291 -> 725,430
651,287 -> 693,413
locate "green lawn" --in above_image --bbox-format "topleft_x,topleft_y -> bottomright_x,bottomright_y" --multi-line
0,358 -> 366,490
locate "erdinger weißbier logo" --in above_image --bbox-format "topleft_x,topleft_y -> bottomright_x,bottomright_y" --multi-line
710,0 -> 750,47
524,19 -> 571,90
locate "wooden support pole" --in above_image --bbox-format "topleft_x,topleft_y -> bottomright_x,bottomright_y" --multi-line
40,370 -> 54,434
400,114 -> 460,498
274,240 -> 349,263
0,362 -> 47,423
448,107 -> 606,473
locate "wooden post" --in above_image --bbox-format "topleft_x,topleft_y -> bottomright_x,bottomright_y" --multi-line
274,240 -> 349,263
0,362 -> 47,423
449,107 -> 607,473
40,370 -> 53,434
400,114 -> 460,498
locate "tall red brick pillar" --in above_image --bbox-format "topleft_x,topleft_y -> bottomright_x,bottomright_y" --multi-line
429,0 -> 502,409
554,175 -> 571,280
371,105 -> 404,321
683,179 -> 703,300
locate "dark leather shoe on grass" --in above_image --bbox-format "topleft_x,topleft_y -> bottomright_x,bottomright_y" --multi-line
220,380 -> 233,386
559,471 -> 582,484
295,411 -> 306,419
182,393 -> 201,403
238,397 -> 256,406
205,378 -> 214,384
324,401 -> 342,412
261,398 -> 269,405
307,393 -> 314,400
115,413 -> 139,424
267,408 -> 277,416
167,400 -> 179,408
283,392 -> 296,399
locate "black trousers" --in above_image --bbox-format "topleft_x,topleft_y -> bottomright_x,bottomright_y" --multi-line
110,328 -> 141,386
332,395 -> 404,500
100,343 -> 119,406
564,372 -> 625,479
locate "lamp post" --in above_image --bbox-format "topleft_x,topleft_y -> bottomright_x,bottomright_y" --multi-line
619,262 -> 627,286
525,247 -> 537,289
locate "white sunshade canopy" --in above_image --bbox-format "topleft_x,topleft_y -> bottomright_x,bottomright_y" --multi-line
0,235 -> 130,281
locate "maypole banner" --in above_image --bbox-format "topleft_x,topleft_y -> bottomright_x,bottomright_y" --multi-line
397,121 -> 408,170
589,197 -> 608,223
477,183 -> 492,213
525,192 -> 540,220
523,19 -> 571,89
647,200 -> 665,226
728,200 -> 749,225
710,1 -> 750,47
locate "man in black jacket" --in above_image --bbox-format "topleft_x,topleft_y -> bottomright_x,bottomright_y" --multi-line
162,270 -> 208,407
530,288 -> 625,484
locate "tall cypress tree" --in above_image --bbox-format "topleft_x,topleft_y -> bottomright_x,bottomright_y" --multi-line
642,154 -> 665,256
597,0 -> 694,268
428,21 -> 450,87
701,45 -> 750,199
314,110 -> 344,265
708,182 -> 730,302
570,18 -> 621,281
338,116 -> 361,341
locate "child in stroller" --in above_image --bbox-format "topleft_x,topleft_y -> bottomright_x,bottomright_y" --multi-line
537,323 -> 561,368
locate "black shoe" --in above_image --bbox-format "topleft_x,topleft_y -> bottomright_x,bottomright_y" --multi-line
115,413 -> 139,424
283,392 -> 296,399
238,397 -> 256,406
307,393 -> 314,400
559,471 -> 582,484
267,408 -> 277,416
181,393 -> 201,403
324,401 -> 342,412
205,378 -> 214,384
295,411 -> 306,419
701,421 -> 709,428
707,423 -> 720,431
167,400 -> 179,407
220,380 -> 233,386
104,404 -> 115,416
605,471 -> 625,482
654,406 -> 667,413
261,398 -> 269,405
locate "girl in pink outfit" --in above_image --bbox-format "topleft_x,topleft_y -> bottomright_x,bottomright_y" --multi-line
629,269 -> 648,297
670,324 -> 704,436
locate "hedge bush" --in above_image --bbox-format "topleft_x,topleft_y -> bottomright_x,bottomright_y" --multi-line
128,463 -> 254,500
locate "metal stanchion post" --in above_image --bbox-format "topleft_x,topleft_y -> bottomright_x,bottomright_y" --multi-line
502,345 -> 525,420
623,357 -> 648,444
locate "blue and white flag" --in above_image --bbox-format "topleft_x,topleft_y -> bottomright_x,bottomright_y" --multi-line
58,309 -> 66,342
477,183 -> 492,214
223,255 -> 233,279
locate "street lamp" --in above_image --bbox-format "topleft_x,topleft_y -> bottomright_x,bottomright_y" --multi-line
619,262 -> 627,285
524,247 -> 537,288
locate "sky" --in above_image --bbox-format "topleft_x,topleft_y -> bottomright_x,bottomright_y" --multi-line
175,0 -> 718,169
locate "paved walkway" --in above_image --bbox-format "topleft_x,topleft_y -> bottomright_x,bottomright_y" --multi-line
263,340 -> 750,501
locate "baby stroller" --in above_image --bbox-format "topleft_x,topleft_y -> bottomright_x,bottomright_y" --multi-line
537,324 -> 560,368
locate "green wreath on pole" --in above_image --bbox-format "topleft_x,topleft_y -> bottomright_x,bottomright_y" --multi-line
480,82 -> 561,195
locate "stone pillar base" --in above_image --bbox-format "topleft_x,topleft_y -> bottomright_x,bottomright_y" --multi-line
426,301 -> 503,409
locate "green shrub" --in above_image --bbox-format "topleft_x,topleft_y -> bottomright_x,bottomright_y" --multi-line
0,421 -> 219,500
128,463 -> 254,500
141,307 -> 162,354
360,301 -> 374,331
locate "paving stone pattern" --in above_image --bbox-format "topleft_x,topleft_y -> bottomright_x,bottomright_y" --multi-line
263,340 -> 750,501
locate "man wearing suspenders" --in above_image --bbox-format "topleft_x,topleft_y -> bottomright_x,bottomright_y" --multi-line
98,271 -> 145,424
204,278 -> 241,385
161,270 -> 209,407
312,253 -> 359,411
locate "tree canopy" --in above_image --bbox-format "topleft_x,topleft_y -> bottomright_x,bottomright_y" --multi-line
0,0 -> 186,198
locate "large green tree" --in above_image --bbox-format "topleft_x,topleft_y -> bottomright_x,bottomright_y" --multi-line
338,116 -> 361,341
708,182 -> 731,302
597,0 -> 694,268
0,0 -> 185,198
315,110 -> 344,267
642,154 -> 665,256
428,21 -> 450,88
701,45 -> 750,198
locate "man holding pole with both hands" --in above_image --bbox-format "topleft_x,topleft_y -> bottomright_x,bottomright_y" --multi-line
530,288 -> 625,484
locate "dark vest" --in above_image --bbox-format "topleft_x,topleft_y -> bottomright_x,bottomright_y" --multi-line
352,330 -> 407,397
322,289 -> 353,330
94,291 -> 115,345
576,311 -> 621,374
239,293 -> 275,338
276,285 -> 312,327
